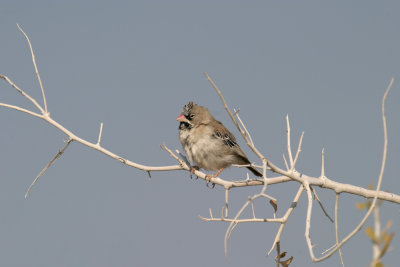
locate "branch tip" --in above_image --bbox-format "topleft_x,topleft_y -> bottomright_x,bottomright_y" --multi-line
25,139 -> 73,199
17,24 -> 48,114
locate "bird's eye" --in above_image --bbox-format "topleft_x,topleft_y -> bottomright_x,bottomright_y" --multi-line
189,114 -> 195,119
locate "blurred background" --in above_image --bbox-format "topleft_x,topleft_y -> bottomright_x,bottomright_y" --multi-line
1,1 -> 399,266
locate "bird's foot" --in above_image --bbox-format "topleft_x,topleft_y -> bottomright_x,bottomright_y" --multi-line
205,168 -> 224,188
205,174 -> 216,188
190,166 -> 200,179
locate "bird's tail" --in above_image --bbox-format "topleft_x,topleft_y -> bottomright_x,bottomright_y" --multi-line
247,166 -> 263,177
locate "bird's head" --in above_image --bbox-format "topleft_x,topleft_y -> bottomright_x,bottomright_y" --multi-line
177,101 -> 212,128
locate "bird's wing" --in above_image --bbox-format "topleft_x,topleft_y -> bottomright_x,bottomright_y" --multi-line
213,121 -> 238,148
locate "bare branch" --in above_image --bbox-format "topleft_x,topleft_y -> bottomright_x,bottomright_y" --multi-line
282,154 -> 289,170
334,194 -> 345,267
268,185 -> 304,254
17,24 -> 48,114
25,139 -> 73,198
259,160 -> 268,193
308,77 -> 394,262
0,74 -> 45,114
204,72 -> 265,160
304,181 -> 315,258
234,108 -> 254,147
224,189 -> 229,218
372,203 -> 381,263
1,28 -> 399,266
0,80 -> 182,175
250,198 -> 256,219
199,216 -> 282,223
292,131 -> 305,169
0,102 -> 43,119
221,192 -> 278,259
286,114 -> 294,168
311,186 -> 333,223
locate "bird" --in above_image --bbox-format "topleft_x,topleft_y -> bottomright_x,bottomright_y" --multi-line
177,101 -> 262,185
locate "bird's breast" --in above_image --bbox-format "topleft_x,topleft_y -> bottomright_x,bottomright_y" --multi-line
184,126 -> 235,171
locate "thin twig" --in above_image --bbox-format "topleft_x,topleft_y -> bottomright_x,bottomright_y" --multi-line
334,194 -> 345,267
0,102 -> 43,119
234,108 -> 254,146
372,204 -> 381,264
304,181 -> 315,258
309,77 -> 394,262
162,145 -> 188,168
292,131 -> 305,169
268,185 -> 304,254
0,74 -> 45,114
204,72 -> 264,160
224,199 -> 250,259
25,139 -> 73,198
282,154 -> 289,170
199,216 -> 282,223
225,189 -> 229,218
17,24 -> 48,114
286,114 -> 294,168
223,193 -> 277,259
175,149 -> 192,168
311,186 -> 334,222
321,243 -> 337,255
250,199 -> 256,219
260,159 -> 268,193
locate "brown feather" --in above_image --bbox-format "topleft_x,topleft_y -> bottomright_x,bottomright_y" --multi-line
178,102 -> 262,177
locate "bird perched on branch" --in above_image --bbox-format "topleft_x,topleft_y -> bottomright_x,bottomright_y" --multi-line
177,101 -> 262,185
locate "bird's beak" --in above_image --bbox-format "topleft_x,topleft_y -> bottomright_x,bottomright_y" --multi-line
176,114 -> 187,122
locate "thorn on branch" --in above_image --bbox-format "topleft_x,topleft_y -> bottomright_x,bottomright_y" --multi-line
97,122 -> 104,145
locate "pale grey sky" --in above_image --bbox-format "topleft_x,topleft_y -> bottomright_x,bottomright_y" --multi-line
1,1 -> 399,266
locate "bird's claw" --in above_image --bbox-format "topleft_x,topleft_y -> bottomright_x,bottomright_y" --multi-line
190,166 -> 200,179
205,174 -> 216,189
206,182 -> 216,189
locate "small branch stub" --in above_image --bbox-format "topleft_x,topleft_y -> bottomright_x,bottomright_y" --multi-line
97,122 -> 104,145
